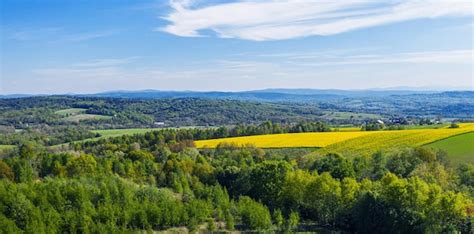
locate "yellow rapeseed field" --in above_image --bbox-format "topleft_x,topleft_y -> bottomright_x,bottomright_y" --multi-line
321,123 -> 474,156
194,123 -> 474,151
195,131 -> 378,148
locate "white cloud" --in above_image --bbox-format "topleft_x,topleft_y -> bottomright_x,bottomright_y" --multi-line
7,27 -> 63,41
6,27 -> 121,42
73,57 -> 140,67
286,50 -> 474,66
160,0 -> 474,41
63,30 -> 122,42
32,57 -> 140,79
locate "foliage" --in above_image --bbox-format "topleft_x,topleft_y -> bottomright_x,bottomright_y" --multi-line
362,122 -> 385,131
237,196 -> 272,231
449,123 -> 460,128
0,96 -> 326,128
0,127 -> 472,233
312,153 -> 355,179
287,211 -> 300,231
320,123 -> 474,158
0,125 -> 97,146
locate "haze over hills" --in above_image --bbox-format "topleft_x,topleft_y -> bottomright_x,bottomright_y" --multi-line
2,88 -> 471,100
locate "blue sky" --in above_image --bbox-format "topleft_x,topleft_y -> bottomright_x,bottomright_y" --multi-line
1,0 -> 473,94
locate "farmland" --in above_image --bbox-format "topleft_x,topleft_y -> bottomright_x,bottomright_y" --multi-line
425,132 -> 474,164
321,111 -> 380,120
195,123 -> 474,161
92,128 -> 164,138
195,131 -> 376,148
319,123 -> 474,157
70,126 -> 206,144
1,96 -> 473,233
54,108 -> 87,116
55,108 -> 112,122
2,1 -> 474,231
62,114 -> 112,122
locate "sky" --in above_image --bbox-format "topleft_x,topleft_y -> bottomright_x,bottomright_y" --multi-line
1,0 -> 473,94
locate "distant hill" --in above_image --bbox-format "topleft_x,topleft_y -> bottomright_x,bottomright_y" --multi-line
2,89 -> 472,102
88,89 -> 463,100
87,90 -> 342,101
0,94 -> 40,99
251,88 -> 437,97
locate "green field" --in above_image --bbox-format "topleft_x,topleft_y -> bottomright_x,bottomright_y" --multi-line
62,114 -> 112,122
92,128 -> 164,138
322,111 -> 380,120
55,108 -> 87,116
196,123 -> 474,164
91,126 -> 209,138
425,132 -> 474,165
315,123 -> 474,160
52,127 -> 209,147
55,108 -> 111,122
49,128 -> 166,148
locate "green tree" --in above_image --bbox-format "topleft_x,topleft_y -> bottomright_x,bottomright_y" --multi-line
0,160 -> 14,180
237,196 -> 272,231
281,169 -> 312,211
457,163 -> 474,187
304,173 -> 342,227
312,153 -> 355,179
286,211 -> 300,231
66,154 -> 97,176
248,161 -> 292,209
273,209 -> 284,230
127,150 -> 154,162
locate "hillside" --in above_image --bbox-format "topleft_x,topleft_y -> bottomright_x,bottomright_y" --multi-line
195,123 -> 474,164
425,132 -> 474,165
1,91 -> 473,130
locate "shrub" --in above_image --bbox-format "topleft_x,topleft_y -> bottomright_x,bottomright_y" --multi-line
237,196 -> 272,231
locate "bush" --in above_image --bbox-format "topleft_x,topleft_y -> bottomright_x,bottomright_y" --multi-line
449,123 -> 460,128
286,211 -> 300,231
237,196 -> 272,231
312,153 -> 355,179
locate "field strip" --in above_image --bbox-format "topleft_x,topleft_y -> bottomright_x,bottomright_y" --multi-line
194,131 -> 378,148
195,123 -> 474,150
319,123 -> 474,156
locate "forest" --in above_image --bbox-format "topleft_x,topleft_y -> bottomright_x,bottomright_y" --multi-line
0,94 -> 473,233
1,92 -> 473,130
0,128 -> 473,233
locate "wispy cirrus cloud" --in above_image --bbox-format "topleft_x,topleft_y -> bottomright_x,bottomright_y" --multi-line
160,0 -> 474,41
259,49 -> 474,66
31,49 -> 471,81
72,57 -> 140,67
12,48 -> 473,94
7,27 -> 63,41
63,29 -> 123,42
32,57 -> 140,78
5,27 -> 121,42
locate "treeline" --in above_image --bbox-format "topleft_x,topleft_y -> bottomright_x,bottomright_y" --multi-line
0,96 -> 324,129
195,121 -> 331,139
0,121 -> 330,148
0,125 -> 98,146
74,121 -> 330,148
0,129 -> 472,232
